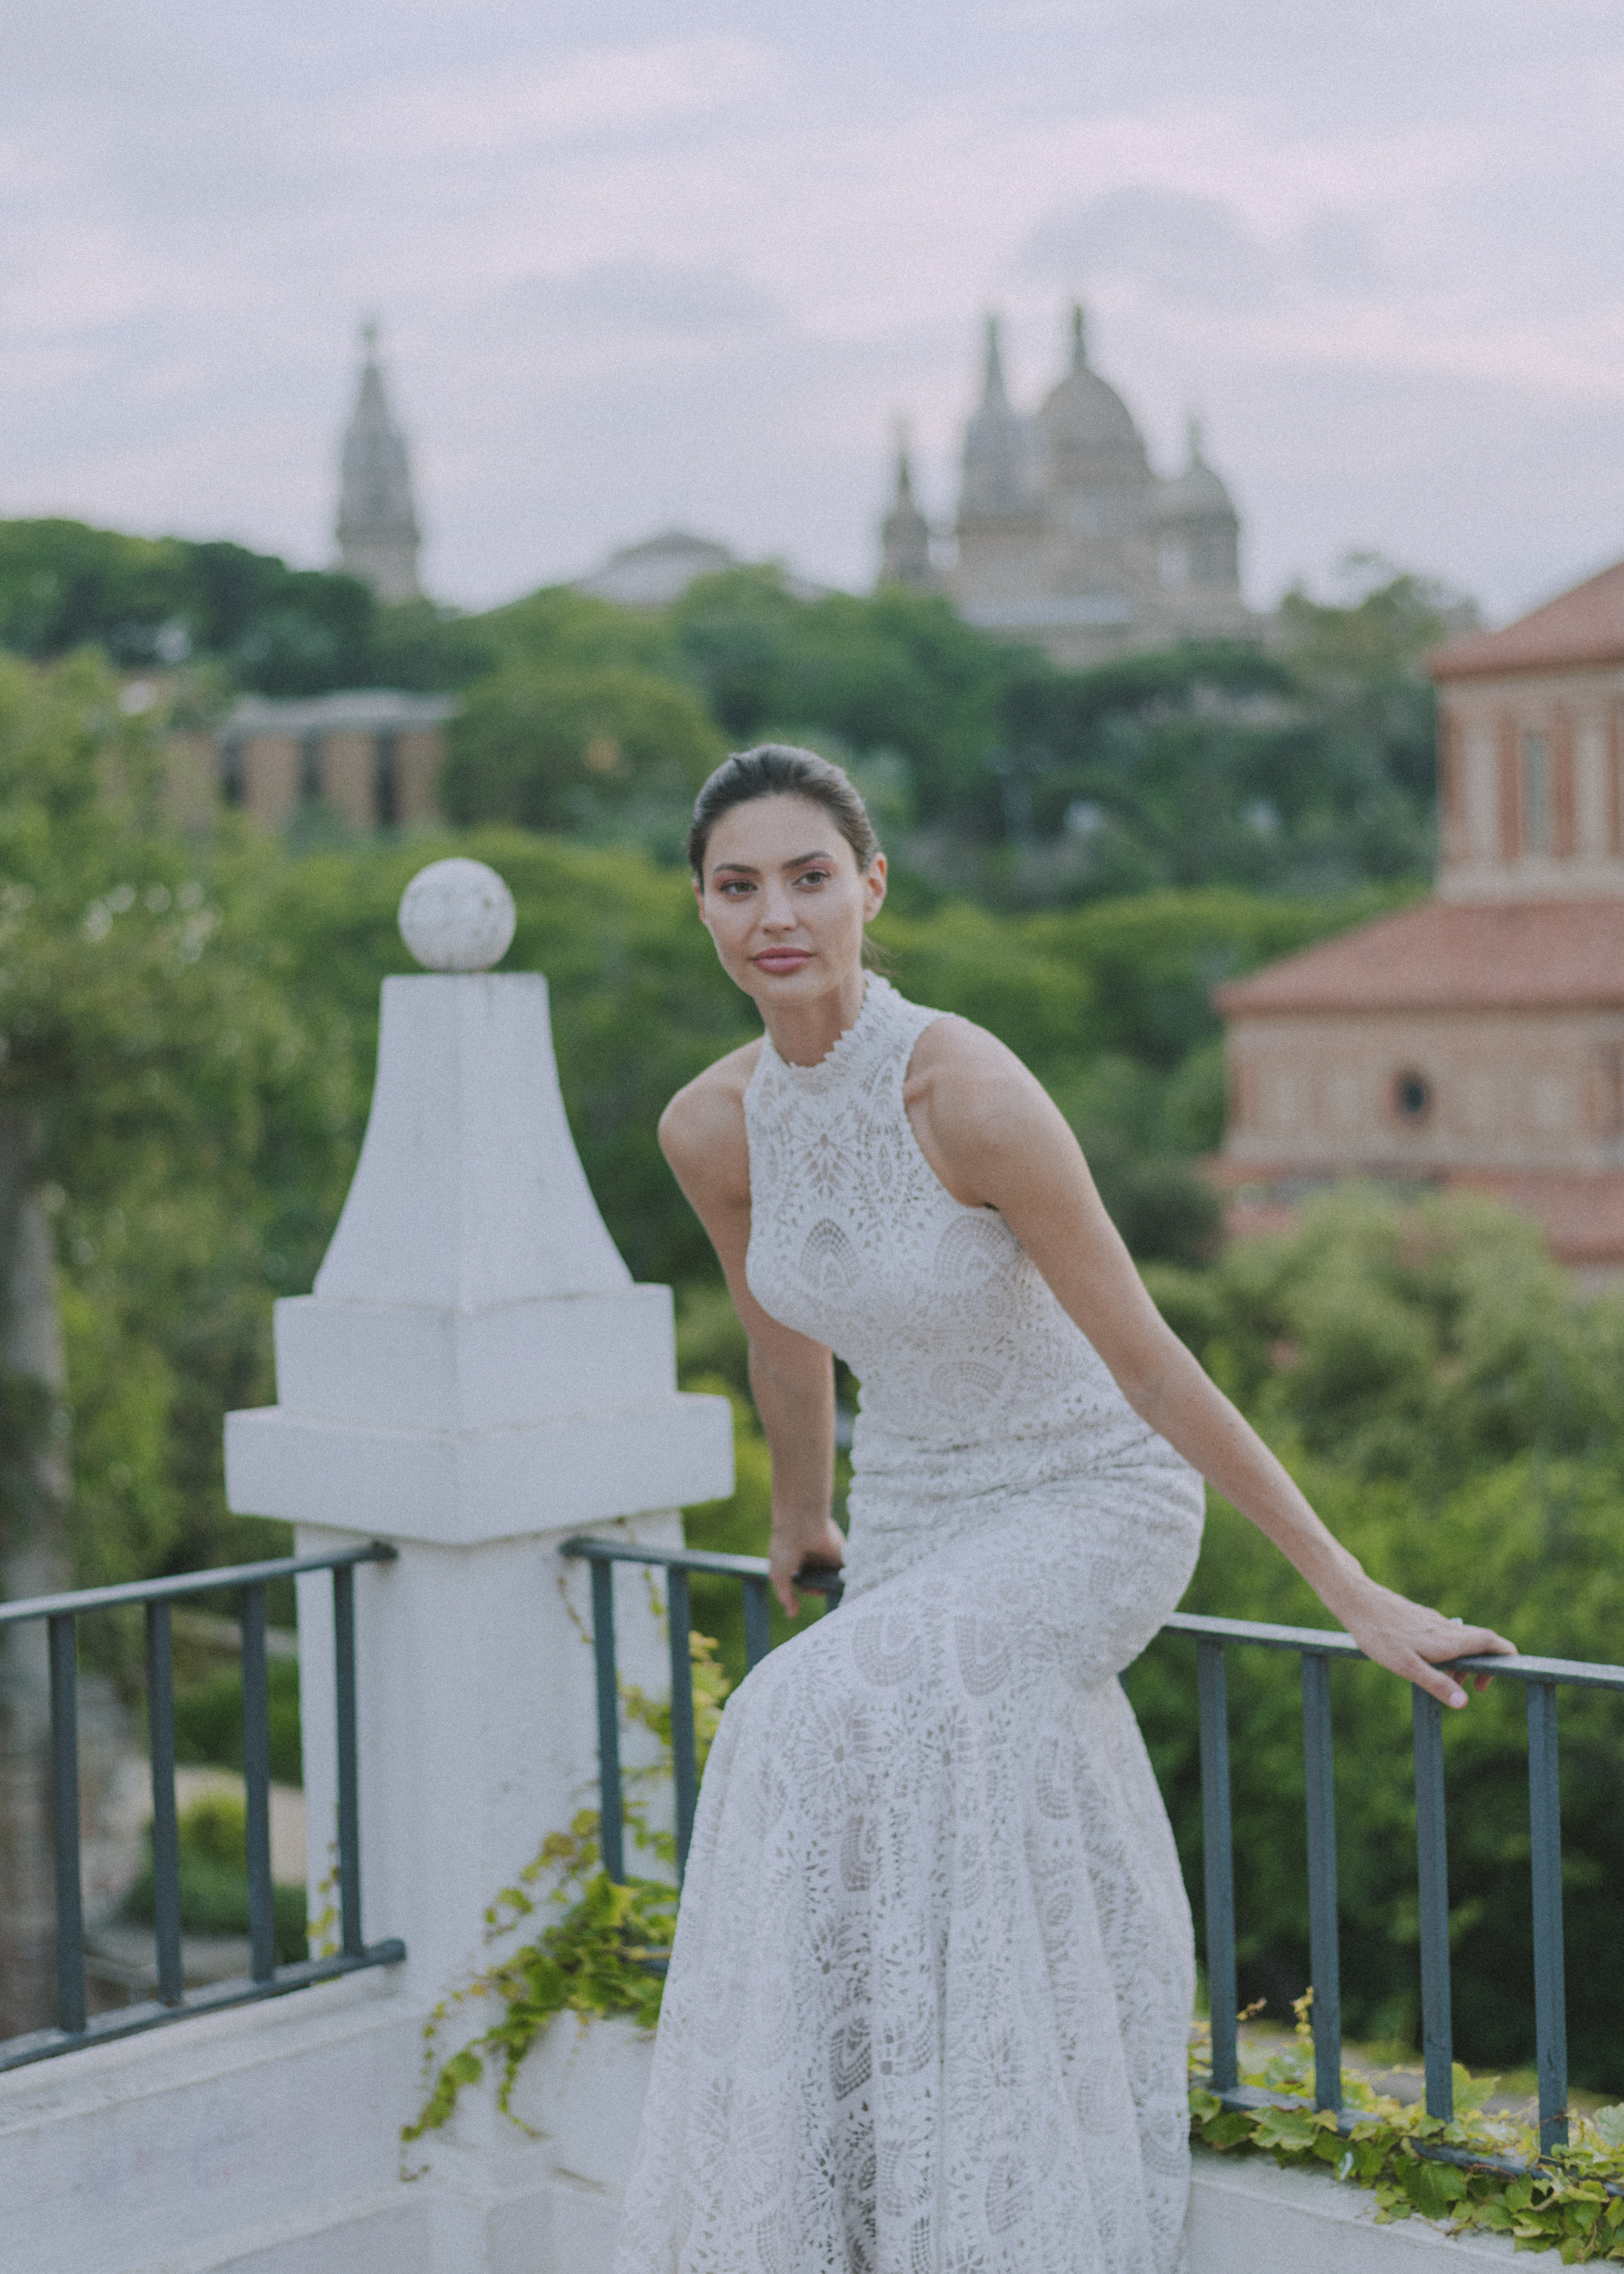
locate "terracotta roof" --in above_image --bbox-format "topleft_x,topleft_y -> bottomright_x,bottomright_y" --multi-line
1429,557 -> 1624,680
1212,898 -> 1624,1015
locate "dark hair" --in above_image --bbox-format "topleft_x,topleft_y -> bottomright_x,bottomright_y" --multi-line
687,744 -> 880,879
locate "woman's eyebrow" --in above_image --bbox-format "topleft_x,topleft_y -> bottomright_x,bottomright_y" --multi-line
781,850 -> 837,869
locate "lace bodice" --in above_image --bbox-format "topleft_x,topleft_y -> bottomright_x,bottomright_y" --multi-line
744,974 -> 1189,1594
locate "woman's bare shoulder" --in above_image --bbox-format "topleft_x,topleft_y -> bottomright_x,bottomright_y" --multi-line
658,1040 -> 762,1185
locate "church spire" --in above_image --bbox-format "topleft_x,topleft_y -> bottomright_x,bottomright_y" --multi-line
982,315 -> 1011,409
1069,302 -> 1088,370
336,318 -> 422,604
877,419 -> 935,591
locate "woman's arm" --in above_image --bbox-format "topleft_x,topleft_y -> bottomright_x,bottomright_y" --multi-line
905,1019 -> 1515,1708
660,1059 -> 847,1615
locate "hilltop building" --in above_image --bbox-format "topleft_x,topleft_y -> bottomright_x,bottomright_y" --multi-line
881,306 -> 1254,666
336,323 -> 422,603
576,531 -> 739,608
1214,557 -> 1624,1280
218,691 -> 453,830
878,427 -> 936,592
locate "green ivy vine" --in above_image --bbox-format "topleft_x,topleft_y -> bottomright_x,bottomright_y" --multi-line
1191,1996 -> 1624,2261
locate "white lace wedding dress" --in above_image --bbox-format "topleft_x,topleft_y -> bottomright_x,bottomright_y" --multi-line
616,977 -> 1205,2274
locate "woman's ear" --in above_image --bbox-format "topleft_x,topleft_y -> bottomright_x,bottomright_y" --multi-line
863,853 -> 888,921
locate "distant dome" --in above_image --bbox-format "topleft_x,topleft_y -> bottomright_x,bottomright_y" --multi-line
1158,420 -> 1237,523
1037,307 -> 1149,472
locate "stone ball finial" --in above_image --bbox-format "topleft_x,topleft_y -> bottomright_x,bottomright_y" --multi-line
398,858 -> 517,972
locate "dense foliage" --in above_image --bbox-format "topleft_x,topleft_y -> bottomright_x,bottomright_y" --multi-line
1130,1188 -> 1624,2089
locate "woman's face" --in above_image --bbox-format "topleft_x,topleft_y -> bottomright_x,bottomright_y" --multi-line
695,793 -> 886,1009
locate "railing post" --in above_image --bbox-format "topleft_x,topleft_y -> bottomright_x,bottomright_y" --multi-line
743,1575 -> 772,1672
1196,1640 -> 1239,2093
1527,1680 -> 1569,2152
667,1568 -> 698,1882
144,1601 -> 184,2007
47,1615 -> 85,2036
332,1562 -> 363,1959
240,1583 -> 276,1983
1301,1651 -> 1342,2112
590,1559 -> 625,1884
1412,1686 -> 1454,2121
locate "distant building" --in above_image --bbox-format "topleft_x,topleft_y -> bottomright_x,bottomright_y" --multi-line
1214,557 -> 1624,1281
877,427 -> 936,592
336,323 -> 422,604
218,690 -> 453,830
884,305 -> 1253,668
576,530 -> 739,609
575,528 -> 829,609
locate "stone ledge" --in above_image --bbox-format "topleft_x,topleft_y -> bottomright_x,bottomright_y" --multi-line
1189,2147 -> 1563,2268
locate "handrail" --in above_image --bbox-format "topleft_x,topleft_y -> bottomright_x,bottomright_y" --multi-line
0,1540 -> 397,1627
0,1541 -> 404,2074
561,1532 -> 1618,2161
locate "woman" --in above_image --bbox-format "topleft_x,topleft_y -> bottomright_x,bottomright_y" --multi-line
617,745 -> 1511,2274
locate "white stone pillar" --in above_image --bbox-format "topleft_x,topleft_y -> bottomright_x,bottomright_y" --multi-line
224,859 -> 731,2268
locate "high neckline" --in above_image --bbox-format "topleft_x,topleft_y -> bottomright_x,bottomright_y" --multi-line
761,975 -> 890,1092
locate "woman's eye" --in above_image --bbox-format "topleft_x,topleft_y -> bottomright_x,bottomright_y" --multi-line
796,869 -> 830,887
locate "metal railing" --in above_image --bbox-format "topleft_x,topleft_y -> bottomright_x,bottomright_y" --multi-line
562,1536 -> 1620,2162
1168,1609 -> 1624,2158
0,1541 -> 405,2074
561,1537 -> 842,1883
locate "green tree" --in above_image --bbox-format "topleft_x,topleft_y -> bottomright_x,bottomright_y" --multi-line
441,665 -> 725,842
1129,1187 -> 1624,2087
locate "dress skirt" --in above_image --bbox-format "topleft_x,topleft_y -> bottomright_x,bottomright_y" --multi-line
615,1468 -> 1204,2274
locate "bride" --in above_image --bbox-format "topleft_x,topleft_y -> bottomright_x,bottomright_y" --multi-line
616,745 -> 1510,2274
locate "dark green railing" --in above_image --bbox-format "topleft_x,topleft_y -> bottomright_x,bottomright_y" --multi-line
0,1542 -> 405,2074
562,1536 -> 1624,2163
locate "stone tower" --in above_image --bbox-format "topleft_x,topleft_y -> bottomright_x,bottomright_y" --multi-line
336,321 -> 422,604
877,424 -> 936,590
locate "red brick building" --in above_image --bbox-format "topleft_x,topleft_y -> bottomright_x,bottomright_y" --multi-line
1214,559 -> 1624,1280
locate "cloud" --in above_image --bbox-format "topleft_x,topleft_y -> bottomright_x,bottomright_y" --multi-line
502,259 -> 776,338
1025,186 -> 1275,308
330,39 -> 781,164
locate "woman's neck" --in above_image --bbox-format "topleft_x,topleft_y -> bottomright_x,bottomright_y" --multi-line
760,968 -> 868,1068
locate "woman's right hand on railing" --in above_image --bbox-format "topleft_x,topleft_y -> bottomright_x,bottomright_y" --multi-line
1324,1571 -> 1515,1708
770,1515 -> 846,1618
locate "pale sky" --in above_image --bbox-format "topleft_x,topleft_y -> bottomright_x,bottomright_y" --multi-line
4,0 -> 1622,621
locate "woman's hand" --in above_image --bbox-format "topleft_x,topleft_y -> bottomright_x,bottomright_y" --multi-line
1322,1571 -> 1515,1708
770,1514 -> 846,1618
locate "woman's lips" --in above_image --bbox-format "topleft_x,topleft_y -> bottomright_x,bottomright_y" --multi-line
754,949 -> 812,973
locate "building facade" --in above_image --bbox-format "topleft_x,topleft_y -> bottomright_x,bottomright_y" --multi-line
336,323 -> 422,604
939,307 -> 1254,668
218,691 -> 453,830
1214,557 -> 1624,1279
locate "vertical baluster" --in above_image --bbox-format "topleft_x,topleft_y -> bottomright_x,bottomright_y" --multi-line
667,1567 -> 698,1883
332,1564 -> 363,1959
1196,1640 -> 1239,2094
590,1560 -> 625,1884
1301,1652 -> 1342,2112
144,1602 -> 184,2006
240,1585 -> 276,1982
743,1576 -> 772,1673
48,1615 -> 86,2036
1412,1687 -> 1454,2121
1527,1680 -> 1569,2153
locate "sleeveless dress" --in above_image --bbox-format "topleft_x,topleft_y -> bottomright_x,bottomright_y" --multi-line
616,976 -> 1205,2274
